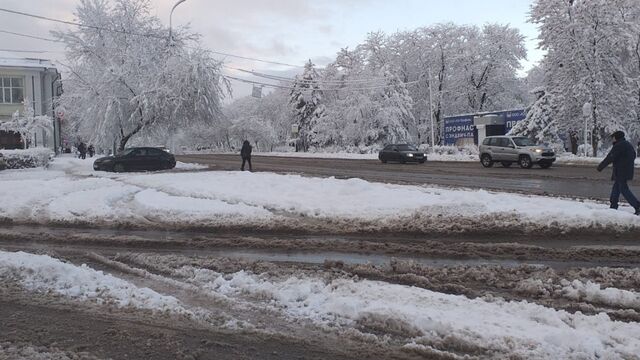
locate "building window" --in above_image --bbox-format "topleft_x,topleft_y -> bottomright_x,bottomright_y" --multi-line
0,76 -> 25,104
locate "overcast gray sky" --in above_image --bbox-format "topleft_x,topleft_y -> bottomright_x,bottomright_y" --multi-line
0,0 -> 542,98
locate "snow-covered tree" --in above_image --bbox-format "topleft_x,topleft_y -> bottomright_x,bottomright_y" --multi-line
509,88 -> 564,151
289,60 -> 326,151
531,0 -> 639,155
0,99 -> 52,149
53,0 -> 227,151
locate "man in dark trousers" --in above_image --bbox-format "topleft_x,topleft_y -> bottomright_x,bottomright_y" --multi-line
240,140 -> 252,171
78,142 -> 87,160
597,131 -> 640,215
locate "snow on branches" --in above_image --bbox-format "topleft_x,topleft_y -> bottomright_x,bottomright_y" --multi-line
53,0 -> 228,151
0,100 -> 52,149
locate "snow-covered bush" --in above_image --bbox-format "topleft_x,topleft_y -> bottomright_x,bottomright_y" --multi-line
0,148 -> 54,169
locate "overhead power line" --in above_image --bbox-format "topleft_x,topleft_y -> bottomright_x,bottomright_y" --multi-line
0,48 -> 63,53
225,66 -> 388,85
0,6 -> 309,69
0,29 -> 62,43
223,74 -> 420,92
0,7 -> 164,39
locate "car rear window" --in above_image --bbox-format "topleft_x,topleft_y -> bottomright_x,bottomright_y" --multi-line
397,144 -> 417,151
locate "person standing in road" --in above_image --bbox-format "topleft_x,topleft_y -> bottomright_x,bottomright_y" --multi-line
597,131 -> 640,215
240,140 -> 252,171
88,144 -> 95,158
78,142 -> 87,160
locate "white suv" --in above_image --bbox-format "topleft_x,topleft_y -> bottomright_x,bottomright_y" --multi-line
479,136 -> 556,169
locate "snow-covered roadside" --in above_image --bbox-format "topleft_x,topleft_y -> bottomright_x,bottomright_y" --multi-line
177,268 -> 640,359
0,251 -> 186,313
0,156 -> 638,233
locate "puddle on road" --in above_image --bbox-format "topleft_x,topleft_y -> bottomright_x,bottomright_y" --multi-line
204,249 -> 607,270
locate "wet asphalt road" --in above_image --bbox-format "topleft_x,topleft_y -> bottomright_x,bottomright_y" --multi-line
176,154 -> 640,201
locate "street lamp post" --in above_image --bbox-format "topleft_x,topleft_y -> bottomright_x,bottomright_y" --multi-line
169,0 -> 189,43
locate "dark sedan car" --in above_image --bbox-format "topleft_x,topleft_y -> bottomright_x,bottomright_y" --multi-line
378,144 -> 427,164
93,147 -> 176,172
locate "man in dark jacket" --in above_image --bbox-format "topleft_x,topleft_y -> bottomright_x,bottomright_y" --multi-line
240,140 -> 252,171
597,131 -> 640,215
78,142 -> 87,160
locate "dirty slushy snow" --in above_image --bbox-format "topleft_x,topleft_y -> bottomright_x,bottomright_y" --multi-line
181,269 -> 640,359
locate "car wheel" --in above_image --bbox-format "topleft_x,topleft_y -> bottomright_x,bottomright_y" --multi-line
501,161 -> 512,168
519,155 -> 533,169
481,154 -> 493,168
113,163 -> 126,173
539,162 -> 552,169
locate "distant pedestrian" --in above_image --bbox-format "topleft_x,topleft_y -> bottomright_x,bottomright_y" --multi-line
78,142 -> 87,160
240,140 -> 252,171
88,144 -> 95,158
597,131 -> 640,215
637,141 -> 640,157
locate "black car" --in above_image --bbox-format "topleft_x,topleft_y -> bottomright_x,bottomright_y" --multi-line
378,144 -> 427,164
93,147 -> 176,172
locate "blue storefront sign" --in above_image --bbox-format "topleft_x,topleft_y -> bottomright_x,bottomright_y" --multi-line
504,109 -> 526,132
443,115 -> 475,146
443,109 -> 525,146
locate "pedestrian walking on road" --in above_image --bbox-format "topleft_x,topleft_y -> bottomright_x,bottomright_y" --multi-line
88,144 -> 95,158
240,140 -> 252,171
597,131 -> 640,215
78,142 -> 87,160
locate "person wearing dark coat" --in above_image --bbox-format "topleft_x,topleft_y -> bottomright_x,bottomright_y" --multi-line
597,131 -> 640,215
240,140 -> 252,171
78,142 -> 87,160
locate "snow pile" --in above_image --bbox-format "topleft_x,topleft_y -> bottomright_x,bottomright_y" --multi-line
0,251 -> 185,313
0,156 -> 638,233
187,270 -> 640,359
0,148 -> 54,169
562,279 -> 640,310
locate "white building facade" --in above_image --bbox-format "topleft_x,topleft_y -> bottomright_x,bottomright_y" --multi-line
0,58 -> 62,151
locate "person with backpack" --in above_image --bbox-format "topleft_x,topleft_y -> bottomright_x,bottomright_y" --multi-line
240,140 -> 252,171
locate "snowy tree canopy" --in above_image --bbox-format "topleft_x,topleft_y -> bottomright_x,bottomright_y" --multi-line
53,0 -> 228,151
531,0 -> 640,155
226,22 -> 527,151
509,88 -> 564,151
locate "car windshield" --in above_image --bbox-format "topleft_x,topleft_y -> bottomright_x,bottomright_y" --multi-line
397,144 -> 417,151
512,137 -> 537,147
119,148 -> 136,156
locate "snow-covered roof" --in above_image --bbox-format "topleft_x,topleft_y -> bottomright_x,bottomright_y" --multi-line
0,57 -> 57,70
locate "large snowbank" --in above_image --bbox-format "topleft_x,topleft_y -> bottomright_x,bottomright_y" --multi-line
0,250 -> 185,312
0,156 -> 638,234
185,269 -> 640,359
